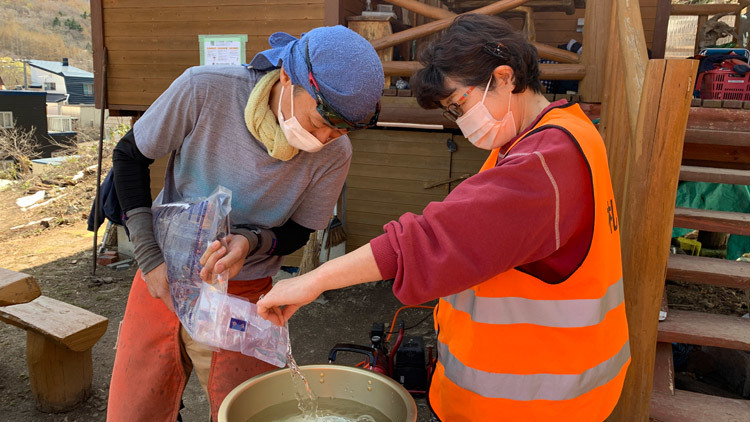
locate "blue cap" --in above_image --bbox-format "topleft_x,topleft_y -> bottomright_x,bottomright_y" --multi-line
249,26 -> 384,122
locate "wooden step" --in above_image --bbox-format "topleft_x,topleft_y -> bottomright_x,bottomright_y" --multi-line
650,389 -> 750,422
667,254 -> 750,289
657,309 -> 750,351
679,165 -> 750,185
683,128 -> 750,147
673,208 -> 750,236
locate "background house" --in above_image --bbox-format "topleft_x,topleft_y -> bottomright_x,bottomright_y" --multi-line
0,90 -> 76,159
28,58 -> 95,105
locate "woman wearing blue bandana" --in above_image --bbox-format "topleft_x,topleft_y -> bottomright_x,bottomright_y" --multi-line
107,26 -> 383,422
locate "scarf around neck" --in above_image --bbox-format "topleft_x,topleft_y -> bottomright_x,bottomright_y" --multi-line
244,69 -> 299,161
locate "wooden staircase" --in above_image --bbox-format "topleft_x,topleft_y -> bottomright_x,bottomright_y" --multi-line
650,109 -> 750,421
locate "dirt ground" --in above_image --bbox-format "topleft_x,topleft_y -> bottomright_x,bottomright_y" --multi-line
0,151 -> 436,421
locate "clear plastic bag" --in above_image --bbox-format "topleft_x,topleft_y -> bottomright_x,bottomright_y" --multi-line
152,185 -> 289,367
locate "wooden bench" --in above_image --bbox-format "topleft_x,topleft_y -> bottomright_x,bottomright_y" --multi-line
0,269 -> 108,413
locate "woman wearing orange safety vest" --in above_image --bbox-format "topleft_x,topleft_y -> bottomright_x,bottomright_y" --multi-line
208,13 -> 630,421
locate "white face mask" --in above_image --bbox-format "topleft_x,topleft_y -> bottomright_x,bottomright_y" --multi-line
455,77 -> 516,150
278,85 -> 325,153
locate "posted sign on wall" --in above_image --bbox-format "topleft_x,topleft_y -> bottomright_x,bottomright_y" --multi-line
199,34 -> 248,66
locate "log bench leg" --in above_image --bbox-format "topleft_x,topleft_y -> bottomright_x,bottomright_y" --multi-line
26,331 -> 93,412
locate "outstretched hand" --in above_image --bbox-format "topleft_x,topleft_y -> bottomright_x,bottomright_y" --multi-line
199,234 -> 249,282
256,272 -> 324,326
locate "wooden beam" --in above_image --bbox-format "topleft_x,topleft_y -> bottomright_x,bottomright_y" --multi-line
372,0 -> 577,64
616,0 -> 650,139
671,3 -> 746,16
382,61 -> 585,79
607,59 -> 698,422
90,0 -> 105,110
579,0 -> 613,102
385,0 -> 455,20
652,342 -> 674,395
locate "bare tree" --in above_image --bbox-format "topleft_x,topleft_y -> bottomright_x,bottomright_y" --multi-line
0,125 -> 39,176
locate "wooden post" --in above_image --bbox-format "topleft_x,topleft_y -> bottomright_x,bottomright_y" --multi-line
695,14 -> 708,55
607,59 -> 698,422
651,0 -> 672,59
599,4 -> 631,214
579,0 -> 613,102
27,331 -> 93,412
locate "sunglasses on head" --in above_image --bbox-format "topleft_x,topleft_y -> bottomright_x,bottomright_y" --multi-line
304,41 -> 380,131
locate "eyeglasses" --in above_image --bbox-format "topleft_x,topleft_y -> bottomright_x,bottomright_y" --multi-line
441,86 -> 475,122
304,41 -> 380,131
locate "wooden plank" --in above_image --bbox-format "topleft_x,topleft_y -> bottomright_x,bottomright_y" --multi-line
0,296 -> 108,352
347,210 -> 399,228
656,309 -> 750,351
348,164 -> 447,182
666,254 -> 750,290
347,199 -> 425,216
102,4 -> 324,22
104,20 -> 320,37
350,151 -> 447,169
652,342 -> 674,395
346,175 -> 449,196
689,107 -> 750,131
682,145 -> 750,170
683,128 -> 750,147
650,389 -> 750,422
345,221 -> 387,238
347,187 -> 445,206
103,0 -> 322,7
673,208 -> 750,236
609,59 -> 698,422
0,269 -> 41,306
679,165 -> 750,185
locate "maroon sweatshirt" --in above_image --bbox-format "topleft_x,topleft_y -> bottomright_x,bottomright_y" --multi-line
369,101 -> 595,305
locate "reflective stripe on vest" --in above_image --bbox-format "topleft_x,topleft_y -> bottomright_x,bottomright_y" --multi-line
443,278 -> 624,328
438,339 -> 630,401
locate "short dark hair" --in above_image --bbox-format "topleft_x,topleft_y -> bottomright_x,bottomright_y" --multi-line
411,14 -> 543,110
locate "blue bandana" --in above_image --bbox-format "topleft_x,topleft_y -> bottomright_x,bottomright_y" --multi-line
249,25 -> 384,122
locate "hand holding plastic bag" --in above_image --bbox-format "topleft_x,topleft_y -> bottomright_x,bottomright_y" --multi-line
151,186 -> 289,367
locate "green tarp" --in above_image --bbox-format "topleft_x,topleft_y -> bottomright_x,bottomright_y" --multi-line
672,182 -> 750,260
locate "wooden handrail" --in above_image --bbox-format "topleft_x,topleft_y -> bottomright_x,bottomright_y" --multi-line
372,0 -> 580,63
383,61 -> 586,80
377,0 -> 580,63
385,0 -> 455,20
616,0 -> 648,138
671,2 -> 748,16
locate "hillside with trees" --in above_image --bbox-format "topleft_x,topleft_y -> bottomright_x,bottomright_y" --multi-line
0,0 -> 92,88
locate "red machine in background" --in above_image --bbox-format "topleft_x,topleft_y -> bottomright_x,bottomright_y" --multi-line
327,306 -> 436,395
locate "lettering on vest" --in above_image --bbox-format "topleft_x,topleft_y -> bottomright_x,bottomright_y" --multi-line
607,199 -> 618,233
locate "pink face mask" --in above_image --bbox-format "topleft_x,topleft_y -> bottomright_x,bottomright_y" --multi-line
278,84 -> 326,153
455,77 -> 517,150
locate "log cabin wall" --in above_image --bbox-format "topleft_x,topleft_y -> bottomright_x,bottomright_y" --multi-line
92,0 -> 326,113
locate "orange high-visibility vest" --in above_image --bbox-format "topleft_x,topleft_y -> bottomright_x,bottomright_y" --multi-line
430,103 -> 630,421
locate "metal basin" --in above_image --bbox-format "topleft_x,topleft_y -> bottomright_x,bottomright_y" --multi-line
218,364 -> 417,422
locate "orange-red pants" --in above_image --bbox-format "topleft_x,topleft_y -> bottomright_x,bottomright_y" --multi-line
107,270 -> 274,422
